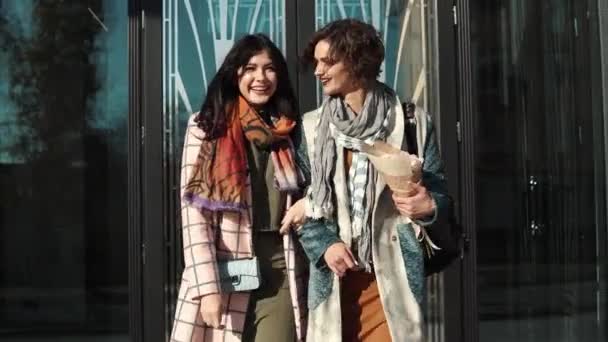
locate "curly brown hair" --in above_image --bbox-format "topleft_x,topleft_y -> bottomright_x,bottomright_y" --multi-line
301,19 -> 384,83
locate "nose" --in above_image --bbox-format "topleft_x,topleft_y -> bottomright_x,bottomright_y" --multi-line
254,68 -> 268,81
314,63 -> 324,78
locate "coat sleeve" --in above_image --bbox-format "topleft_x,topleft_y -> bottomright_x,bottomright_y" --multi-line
297,219 -> 342,269
416,114 -> 452,227
180,115 -> 221,300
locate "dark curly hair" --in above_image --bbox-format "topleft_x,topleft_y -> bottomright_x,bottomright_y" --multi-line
301,19 -> 384,83
196,34 -> 297,140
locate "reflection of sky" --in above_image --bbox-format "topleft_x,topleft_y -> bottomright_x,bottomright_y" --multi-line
167,0 -> 287,123
0,0 -> 35,117
1,0 -> 35,38
90,0 -> 128,131
0,0 -> 34,163
0,1 -> 128,163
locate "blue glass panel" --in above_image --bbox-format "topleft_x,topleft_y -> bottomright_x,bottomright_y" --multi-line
163,0 -> 286,132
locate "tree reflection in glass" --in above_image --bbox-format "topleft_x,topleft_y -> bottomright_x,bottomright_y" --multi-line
0,1 -> 128,339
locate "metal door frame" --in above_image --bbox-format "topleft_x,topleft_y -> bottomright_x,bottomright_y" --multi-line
127,0 -> 144,340
453,0 -> 477,341
128,0 -> 165,341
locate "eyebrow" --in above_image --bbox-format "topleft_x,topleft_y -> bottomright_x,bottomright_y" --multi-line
316,56 -> 335,64
245,62 -> 275,67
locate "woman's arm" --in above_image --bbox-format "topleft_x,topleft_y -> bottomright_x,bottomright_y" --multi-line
180,116 -> 221,299
296,219 -> 352,275
289,110 -> 355,276
181,116 -> 224,328
392,114 -> 451,225
418,114 -> 451,226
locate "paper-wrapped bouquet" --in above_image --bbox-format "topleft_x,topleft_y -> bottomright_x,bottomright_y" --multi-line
363,141 -> 443,256
361,141 -> 422,195
362,140 -> 430,242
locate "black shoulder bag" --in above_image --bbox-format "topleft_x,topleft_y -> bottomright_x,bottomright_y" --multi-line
402,102 -> 462,276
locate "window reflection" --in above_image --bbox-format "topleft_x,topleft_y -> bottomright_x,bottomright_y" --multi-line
472,1 -> 607,341
0,1 -> 128,340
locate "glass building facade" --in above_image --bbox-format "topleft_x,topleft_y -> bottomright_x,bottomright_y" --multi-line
0,1 -> 606,341
0,1 -> 129,340
471,1 -> 607,341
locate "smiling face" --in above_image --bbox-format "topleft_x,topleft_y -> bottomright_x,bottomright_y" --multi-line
313,39 -> 358,96
237,50 -> 278,107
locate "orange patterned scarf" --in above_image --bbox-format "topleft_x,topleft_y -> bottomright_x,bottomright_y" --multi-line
184,96 -> 302,212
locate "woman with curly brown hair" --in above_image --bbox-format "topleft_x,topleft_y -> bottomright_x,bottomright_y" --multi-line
283,19 -> 451,341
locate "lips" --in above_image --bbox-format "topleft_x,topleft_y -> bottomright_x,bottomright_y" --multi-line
250,86 -> 270,94
320,78 -> 330,86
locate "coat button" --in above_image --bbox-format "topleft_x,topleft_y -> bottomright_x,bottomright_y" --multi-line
391,236 -> 397,242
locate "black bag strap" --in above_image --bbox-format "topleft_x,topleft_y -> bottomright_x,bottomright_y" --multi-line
402,101 -> 418,156
401,101 -> 463,275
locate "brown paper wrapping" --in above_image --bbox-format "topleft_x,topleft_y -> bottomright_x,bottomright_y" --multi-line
362,141 -> 422,194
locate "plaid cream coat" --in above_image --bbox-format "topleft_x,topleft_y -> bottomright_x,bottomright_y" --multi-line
170,115 -> 308,342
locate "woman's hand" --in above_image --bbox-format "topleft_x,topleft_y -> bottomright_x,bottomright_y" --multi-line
323,242 -> 358,277
199,293 -> 223,328
279,198 -> 307,234
392,182 -> 436,219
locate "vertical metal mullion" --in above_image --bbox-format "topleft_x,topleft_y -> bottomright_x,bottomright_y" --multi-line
128,0 -> 144,341
141,0 -> 166,341
584,1 -> 606,337
296,0 -> 317,113
164,0 -> 181,337
433,0 -> 463,340
455,1 -> 478,342
594,0 -> 608,338
285,0 -> 299,104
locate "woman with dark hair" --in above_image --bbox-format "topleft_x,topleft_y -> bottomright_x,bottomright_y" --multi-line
170,33 -> 309,342
287,19 -> 451,341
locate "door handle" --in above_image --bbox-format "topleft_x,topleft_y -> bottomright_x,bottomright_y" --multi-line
527,175 -> 546,238
530,219 -> 543,237
526,174 -> 542,239
529,175 -> 538,191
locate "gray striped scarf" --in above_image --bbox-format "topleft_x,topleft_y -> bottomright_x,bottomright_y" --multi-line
308,82 -> 394,271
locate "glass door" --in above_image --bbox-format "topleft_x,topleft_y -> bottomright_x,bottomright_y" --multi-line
0,1 -> 129,340
471,1 -> 607,341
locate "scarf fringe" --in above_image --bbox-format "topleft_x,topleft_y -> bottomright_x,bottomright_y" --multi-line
183,192 -> 246,212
